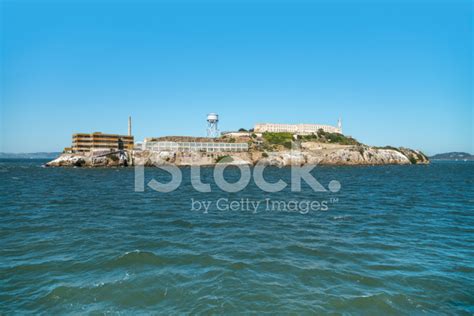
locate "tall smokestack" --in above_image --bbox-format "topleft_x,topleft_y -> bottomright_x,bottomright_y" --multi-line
128,116 -> 132,136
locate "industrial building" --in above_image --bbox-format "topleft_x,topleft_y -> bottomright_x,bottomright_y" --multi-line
68,117 -> 134,153
71,132 -> 134,153
254,119 -> 342,135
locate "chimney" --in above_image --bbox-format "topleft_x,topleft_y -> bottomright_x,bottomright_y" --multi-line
128,116 -> 132,136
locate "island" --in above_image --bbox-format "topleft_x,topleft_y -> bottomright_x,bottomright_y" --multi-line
430,152 -> 473,161
46,129 -> 429,167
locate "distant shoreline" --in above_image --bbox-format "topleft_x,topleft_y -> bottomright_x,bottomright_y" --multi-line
429,152 -> 473,161
0,153 -> 61,159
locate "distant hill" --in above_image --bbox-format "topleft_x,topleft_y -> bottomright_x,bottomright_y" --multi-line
0,152 -> 61,159
430,152 -> 473,161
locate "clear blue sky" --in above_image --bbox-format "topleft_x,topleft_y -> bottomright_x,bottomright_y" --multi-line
0,0 -> 472,155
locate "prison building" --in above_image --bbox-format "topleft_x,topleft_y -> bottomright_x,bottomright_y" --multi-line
254,122 -> 342,135
72,132 -> 134,153
143,141 -> 248,153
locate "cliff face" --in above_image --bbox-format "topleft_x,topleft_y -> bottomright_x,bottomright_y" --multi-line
46,144 -> 429,167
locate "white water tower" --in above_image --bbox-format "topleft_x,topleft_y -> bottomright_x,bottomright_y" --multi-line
207,113 -> 220,137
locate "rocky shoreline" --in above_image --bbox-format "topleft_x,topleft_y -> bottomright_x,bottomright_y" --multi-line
46,143 -> 429,167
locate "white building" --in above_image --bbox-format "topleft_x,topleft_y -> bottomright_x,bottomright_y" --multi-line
143,141 -> 248,153
254,119 -> 342,135
221,131 -> 251,138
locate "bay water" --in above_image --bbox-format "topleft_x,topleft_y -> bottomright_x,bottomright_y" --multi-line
1,160 -> 473,314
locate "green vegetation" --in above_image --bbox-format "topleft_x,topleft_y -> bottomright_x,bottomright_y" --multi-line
415,152 -> 427,162
238,128 -> 248,132
315,129 -> 361,145
298,129 -> 360,145
251,133 -> 257,138
261,132 -> 295,149
300,134 -> 317,141
408,156 -> 418,164
374,145 -> 400,151
261,130 -> 360,148
262,132 -> 293,145
261,152 -> 269,158
262,143 -> 274,151
215,155 -> 233,163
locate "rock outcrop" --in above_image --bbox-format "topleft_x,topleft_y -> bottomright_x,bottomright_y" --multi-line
46,152 -> 128,167
260,146 -> 426,166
